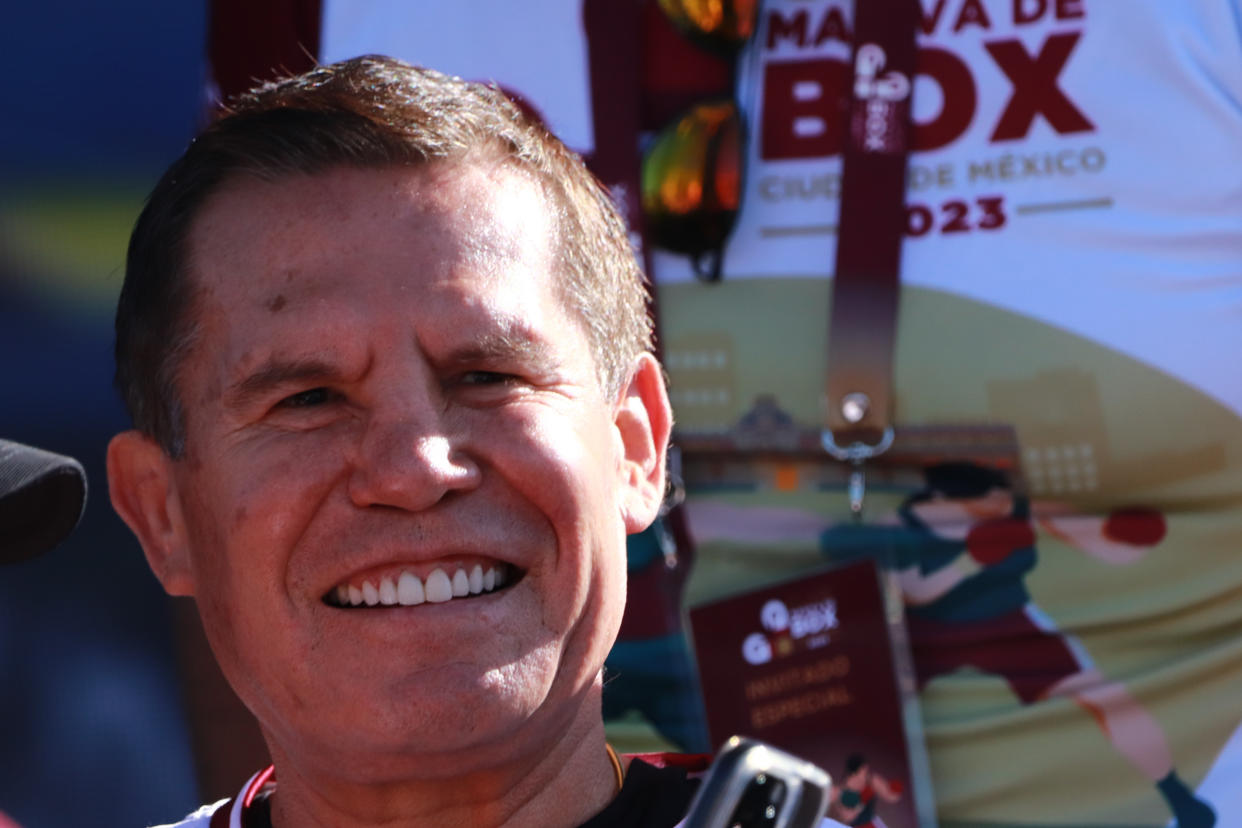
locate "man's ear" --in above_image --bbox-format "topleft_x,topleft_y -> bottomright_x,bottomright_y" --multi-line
107,430 -> 195,596
614,352 -> 673,534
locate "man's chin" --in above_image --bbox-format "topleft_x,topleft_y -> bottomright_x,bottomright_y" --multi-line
285,662 -> 562,766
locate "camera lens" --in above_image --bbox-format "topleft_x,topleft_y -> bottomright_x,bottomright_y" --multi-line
730,774 -> 787,827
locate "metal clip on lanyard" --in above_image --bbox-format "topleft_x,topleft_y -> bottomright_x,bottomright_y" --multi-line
823,401 -> 896,519
822,0 -> 917,519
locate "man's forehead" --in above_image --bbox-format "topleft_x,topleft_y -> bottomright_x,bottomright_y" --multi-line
177,160 -> 582,366
187,161 -> 556,286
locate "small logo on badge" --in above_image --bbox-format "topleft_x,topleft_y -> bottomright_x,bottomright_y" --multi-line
742,632 -> 774,665
741,596 -> 839,665
761,599 -> 791,632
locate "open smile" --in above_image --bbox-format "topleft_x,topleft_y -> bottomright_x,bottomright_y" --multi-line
324,563 -> 522,608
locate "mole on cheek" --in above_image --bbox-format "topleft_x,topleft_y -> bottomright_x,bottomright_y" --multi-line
266,294 -> 288,313
233,504 -> 249,529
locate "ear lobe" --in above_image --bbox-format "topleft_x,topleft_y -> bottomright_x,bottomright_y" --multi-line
107,430 -> 196,596
614,353 -> 673,534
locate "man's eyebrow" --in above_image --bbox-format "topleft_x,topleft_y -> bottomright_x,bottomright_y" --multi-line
440,330 -> 558,370
224,358 -> 341,408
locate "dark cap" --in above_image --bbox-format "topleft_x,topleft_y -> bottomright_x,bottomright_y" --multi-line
0,439 -> 87,563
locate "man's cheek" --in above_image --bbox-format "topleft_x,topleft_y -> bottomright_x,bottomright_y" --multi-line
233,459 -> 328,543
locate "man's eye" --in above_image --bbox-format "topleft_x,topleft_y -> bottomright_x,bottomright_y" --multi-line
279,388 -> 333,408
460,371 -> 514,386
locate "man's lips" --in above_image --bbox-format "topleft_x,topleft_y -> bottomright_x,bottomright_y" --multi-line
323,563 -> 520,608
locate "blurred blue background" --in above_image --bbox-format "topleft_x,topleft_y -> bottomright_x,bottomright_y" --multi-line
0,2 -> 208,825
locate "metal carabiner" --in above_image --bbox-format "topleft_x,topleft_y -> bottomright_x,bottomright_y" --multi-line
821,426 -> 895,520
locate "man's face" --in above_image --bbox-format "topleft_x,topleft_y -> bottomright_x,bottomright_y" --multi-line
116,161 -> 667,776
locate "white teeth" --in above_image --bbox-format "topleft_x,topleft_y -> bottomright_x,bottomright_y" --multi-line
425,568 -> 453,603
397,571 -> 425,605
336,563 -> 513,607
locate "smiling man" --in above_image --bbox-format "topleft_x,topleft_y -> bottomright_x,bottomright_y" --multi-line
105,56 -> 690,827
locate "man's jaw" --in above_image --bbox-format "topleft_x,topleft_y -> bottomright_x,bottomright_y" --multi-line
323,562 -> 522,608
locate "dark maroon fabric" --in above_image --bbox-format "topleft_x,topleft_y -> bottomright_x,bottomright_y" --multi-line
209,0 -> 322,103
825,0 -> 920,442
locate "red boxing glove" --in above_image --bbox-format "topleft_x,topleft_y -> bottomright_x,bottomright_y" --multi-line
1103,508 -> 1166,546
966,518 -> 1035,566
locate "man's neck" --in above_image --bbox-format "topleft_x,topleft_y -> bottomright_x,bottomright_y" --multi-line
265,714 -> 619,827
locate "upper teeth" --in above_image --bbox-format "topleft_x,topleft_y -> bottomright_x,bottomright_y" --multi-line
333,564 -> 509,608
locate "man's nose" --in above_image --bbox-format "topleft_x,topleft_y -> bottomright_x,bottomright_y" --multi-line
348,415 -> 481,511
